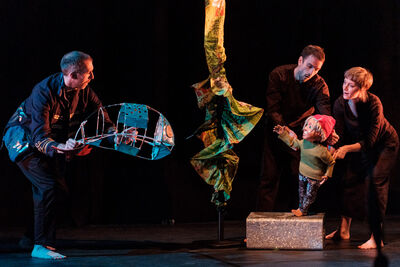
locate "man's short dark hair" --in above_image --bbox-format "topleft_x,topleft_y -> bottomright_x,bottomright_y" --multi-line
60,51 -> 92,75
300,45 -> 325,62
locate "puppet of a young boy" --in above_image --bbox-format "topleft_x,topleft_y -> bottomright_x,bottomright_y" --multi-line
273,114 -> 336,216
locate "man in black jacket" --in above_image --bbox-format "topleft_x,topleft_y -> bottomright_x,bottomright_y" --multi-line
6,51 -> 113,259
256,45 -> 333,212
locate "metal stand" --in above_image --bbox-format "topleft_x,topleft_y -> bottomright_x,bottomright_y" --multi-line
218,208 -> 224,241
205,205 -> 242,248
193,191 -> 242,248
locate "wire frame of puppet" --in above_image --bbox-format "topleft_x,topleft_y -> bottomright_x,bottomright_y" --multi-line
74,103 -> 174,160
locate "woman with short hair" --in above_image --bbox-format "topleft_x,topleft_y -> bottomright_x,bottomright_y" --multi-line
326,67 -> 399,249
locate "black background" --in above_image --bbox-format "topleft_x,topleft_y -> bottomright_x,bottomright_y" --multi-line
1,0 -> 400,226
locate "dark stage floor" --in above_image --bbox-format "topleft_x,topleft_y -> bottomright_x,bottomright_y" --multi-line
1,216 -> 400,266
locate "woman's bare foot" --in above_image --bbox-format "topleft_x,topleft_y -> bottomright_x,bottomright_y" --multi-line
291,209 -> 304,216
325,229 -> 338,239
358,235 -> 384,249
325,229 -> 350,240
326,216 -> 352,240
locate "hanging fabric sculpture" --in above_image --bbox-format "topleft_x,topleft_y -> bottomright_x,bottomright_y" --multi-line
190,0 -> 264,207
69,103 -> 174,160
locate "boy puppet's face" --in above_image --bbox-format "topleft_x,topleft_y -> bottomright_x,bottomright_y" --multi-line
302,119 -> 321,142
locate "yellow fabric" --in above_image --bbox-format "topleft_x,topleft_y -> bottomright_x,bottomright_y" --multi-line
190,0 -> 264,202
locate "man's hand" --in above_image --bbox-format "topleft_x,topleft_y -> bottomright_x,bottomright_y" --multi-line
56,138 -> 79,153
327,130 -> 339,146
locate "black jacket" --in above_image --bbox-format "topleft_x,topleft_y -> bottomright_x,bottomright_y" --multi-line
15,73 -> 112,157
266,64 -> 331,134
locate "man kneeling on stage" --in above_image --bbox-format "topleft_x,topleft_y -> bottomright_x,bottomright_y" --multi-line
3,51 -> 114,259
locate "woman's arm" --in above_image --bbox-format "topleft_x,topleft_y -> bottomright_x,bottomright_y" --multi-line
332,97 -> 345,147
333,142 -> 361,159
359,94 -> 384,151
335,95 -> 384,159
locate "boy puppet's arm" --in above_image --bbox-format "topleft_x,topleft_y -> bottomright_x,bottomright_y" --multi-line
273,125 -> 300,151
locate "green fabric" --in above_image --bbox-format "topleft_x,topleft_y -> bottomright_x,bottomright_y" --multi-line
278,131 -> 335,180
191,0 -> 264,204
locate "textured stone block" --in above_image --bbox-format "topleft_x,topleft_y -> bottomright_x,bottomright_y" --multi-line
246,212 -> 324,250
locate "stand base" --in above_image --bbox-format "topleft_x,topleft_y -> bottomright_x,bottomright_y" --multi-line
193,238 -> 243,249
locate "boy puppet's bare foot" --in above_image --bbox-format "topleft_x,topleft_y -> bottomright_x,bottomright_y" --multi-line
291,209 -> 304,216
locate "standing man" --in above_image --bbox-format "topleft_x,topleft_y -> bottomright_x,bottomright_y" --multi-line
256,45 -> 333,211
3,51 -> 113,259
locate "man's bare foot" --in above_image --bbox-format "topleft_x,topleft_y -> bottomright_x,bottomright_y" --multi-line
291,209 -> 303,216
358,237 -> 384,249
325,229 -> 350,240
31,245 -> 66,259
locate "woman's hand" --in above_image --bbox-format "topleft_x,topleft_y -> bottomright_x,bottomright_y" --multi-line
333,143 -> 361,160
333,146 -> 348,160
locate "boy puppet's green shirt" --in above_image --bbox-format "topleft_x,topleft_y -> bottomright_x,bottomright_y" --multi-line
278,130 -> 335,180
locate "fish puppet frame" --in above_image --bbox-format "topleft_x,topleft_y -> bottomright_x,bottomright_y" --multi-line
58,103 -> 175,160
